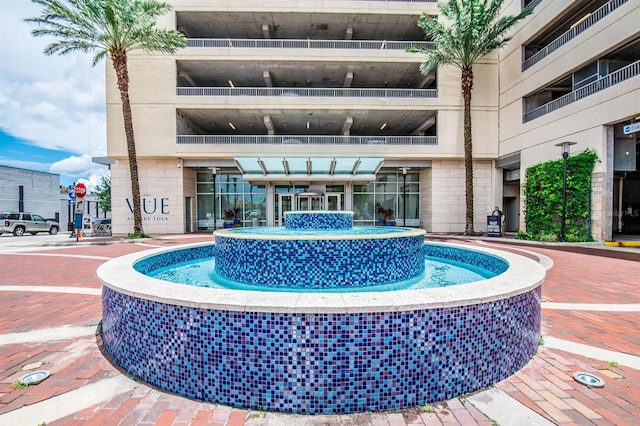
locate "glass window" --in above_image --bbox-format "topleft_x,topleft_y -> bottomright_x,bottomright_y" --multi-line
196,194 -> 214,229
353,193 -> 374,221
399,182 -> 420,193
220,175 -> 243,193
275,185 -> 308,193
406,173 -> 420,183
243,192 -> 266,220
352,172 -> 420,225
375,195 -> 397,213
376,174 -> 397,193
197,172 -> 213,183
197,183 -> 214,193
196,174 -> 266,227
398,194 -> 420,220
354,183 -> 373,193
246,185 -> 266,194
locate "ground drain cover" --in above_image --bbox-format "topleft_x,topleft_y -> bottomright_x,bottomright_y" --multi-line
19,370 -> 51,385
573,372 -> 605,388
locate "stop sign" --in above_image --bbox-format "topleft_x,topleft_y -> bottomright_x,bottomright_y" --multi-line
74,183 -> 87,199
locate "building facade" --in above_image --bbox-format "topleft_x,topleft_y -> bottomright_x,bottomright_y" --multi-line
102,0 -> 639,240
498,0 -> 640,240
0,165 -> 60,220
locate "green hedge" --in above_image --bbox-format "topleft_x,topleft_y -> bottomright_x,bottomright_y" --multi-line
521,149 -> 599,242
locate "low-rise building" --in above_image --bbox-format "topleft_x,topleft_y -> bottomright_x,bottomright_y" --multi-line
0,164 -> 60,221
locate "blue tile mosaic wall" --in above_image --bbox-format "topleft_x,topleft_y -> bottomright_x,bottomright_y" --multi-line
284,211 -> 353,230
134,245 -> 217,275
102,286 -> 541,414
423,245 -> 508,275
214,234 -> 425,289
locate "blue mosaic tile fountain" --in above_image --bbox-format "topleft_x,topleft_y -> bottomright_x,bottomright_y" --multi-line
100,211 -> 543,415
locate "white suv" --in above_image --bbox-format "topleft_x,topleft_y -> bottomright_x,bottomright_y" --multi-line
0,212 -> 60,236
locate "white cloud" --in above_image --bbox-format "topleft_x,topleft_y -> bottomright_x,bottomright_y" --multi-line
50,154 -> 93,176
0,156 -> 55,173
50,154 -> 109,189
0,1 -> 106,158
0,152 -> 108,190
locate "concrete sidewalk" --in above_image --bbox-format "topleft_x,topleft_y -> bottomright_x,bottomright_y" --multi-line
0,234 -> 639,425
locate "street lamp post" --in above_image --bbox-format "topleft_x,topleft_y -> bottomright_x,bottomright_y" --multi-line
212,167 -> 217,231
555,142 -> 576,242
402,167 -> 407,226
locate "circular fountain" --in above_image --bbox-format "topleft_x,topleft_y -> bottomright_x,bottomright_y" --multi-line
99,211 -> 544,414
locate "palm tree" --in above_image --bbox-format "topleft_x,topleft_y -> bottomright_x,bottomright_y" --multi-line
27,0 -> 186,237
409,0 -> 532,235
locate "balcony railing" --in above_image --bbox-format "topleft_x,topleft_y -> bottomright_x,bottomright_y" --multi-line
524,0 -> 543,10
177,87 -> 437,98
186,38 -> 435,51
523,0 -> 628,71
177,135 -> 438,145
523,59 -> 640,122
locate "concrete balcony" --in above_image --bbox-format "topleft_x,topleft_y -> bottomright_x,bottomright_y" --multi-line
523,59 -> 640,122
523,0 -> 629,71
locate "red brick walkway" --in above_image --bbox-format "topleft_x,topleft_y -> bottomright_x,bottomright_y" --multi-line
0,235 -> 638,425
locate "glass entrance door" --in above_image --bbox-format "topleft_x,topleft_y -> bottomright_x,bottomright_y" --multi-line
277,193 -> 294,226
326,194 -> 341,211
296,192 -> 324,211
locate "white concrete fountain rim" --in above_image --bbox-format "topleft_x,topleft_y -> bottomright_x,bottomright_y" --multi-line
286,210 -> 354,215
97,241 -> 545,314
213,227 -> 426,240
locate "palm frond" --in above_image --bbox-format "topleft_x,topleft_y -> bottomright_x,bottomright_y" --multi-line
26,0 -> 186,63
409,0 -> 533,72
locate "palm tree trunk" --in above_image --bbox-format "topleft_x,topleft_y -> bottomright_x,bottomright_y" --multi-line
111,50 -> 144,236
462,67 -> 475,234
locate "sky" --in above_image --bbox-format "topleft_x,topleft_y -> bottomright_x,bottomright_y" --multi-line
0,1 -> 108,190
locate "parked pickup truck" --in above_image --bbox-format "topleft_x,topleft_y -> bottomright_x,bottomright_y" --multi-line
0,212 -> 60,236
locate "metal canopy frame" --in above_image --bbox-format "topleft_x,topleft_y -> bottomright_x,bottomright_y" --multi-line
234,157 -> 383,179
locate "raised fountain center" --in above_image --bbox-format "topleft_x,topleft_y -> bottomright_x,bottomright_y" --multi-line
213,211 -> 426,290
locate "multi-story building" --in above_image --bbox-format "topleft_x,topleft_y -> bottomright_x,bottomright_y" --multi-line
498,0 -> 640,240
100,0 -> 639,241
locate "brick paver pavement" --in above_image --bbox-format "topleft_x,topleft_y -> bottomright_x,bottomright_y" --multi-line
0,235 -> 638,425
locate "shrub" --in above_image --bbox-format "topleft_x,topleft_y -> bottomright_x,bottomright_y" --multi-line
514,230 -> 532,240
523,149 -> 598,242
537,233 -> 558,242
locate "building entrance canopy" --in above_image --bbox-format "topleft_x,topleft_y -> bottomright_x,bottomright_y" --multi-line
234,157 -> 383,182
